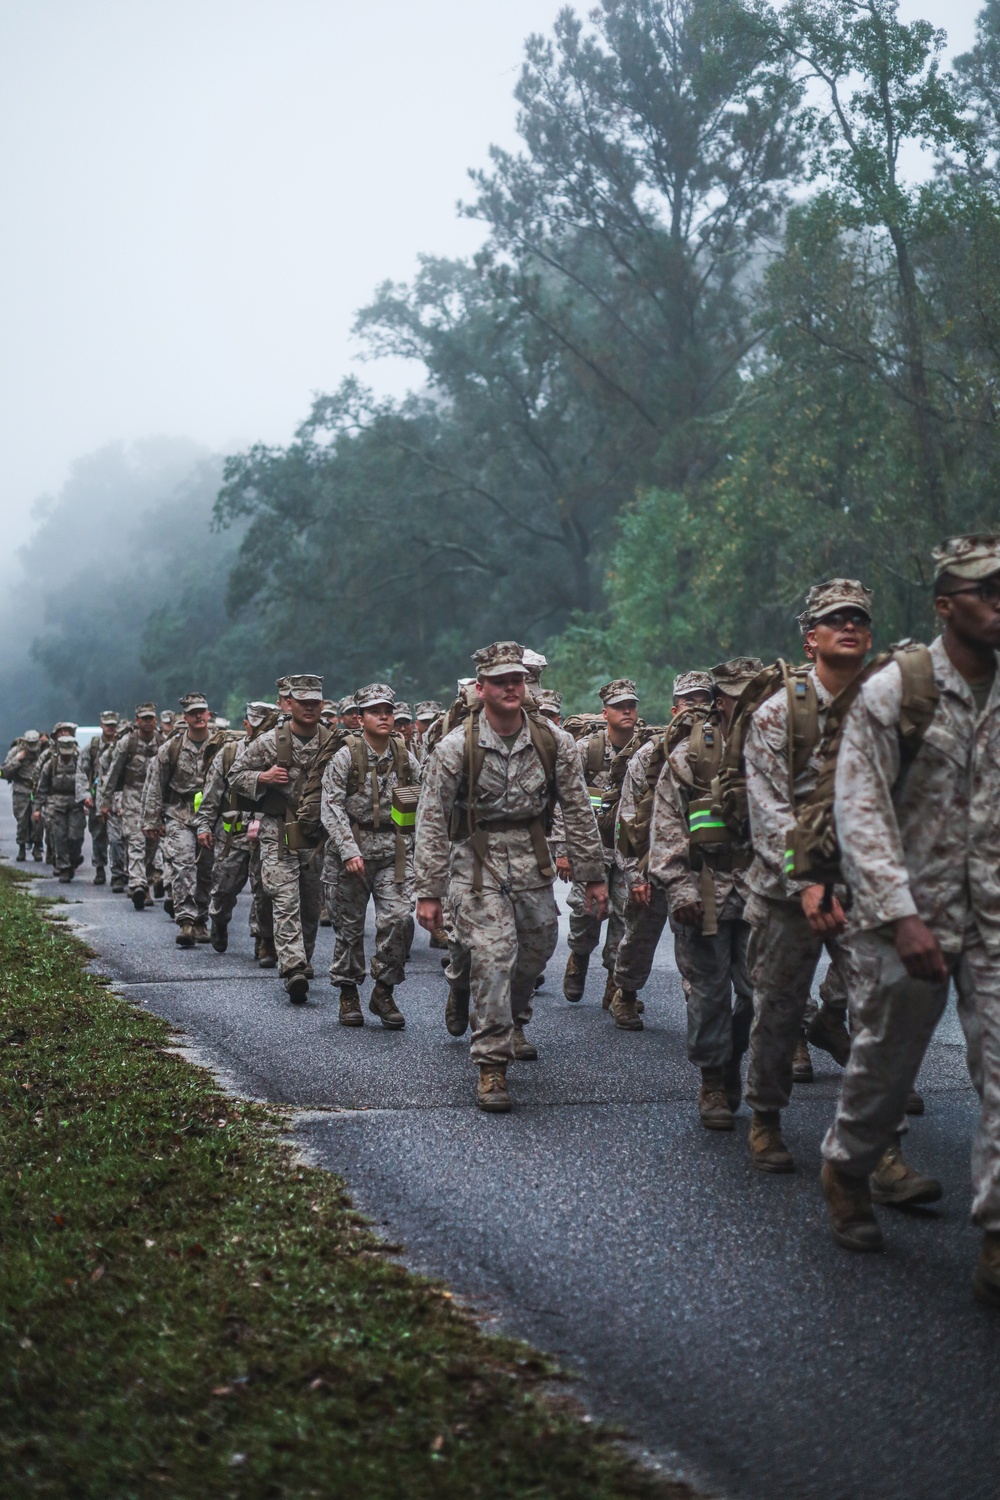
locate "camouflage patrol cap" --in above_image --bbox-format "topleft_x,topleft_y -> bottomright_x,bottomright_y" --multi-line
337,694 -> 359,716
287,673 -> 324,702
801,578 -> 873,625
135,702 -> 157,718
672,671 -> 715,701
246,700 -> 276,724
159,709 -> 174,722
522,648 -> 548,685
711,658 -> 765,697
473,642 -> 528,680
355,683 -> 395,710
415,700 -> 441,722
52,721 -> 77,736
99,710 -> 120,726
599,678 -> 639,706
179,692 -> 209,712
535,688 -> 563,716
931,533 -> 1000,581
22,729 -> 40,743
56,734 -> 77,749
393,701 -> 413,723
275,676 -> 292,696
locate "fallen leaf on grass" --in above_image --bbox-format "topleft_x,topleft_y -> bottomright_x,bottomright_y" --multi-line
90,1265 -> 105,1282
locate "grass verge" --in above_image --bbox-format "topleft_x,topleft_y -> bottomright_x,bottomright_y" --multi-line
0,865 -> 692,1499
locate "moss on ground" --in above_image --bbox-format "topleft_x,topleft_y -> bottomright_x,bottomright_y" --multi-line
0,866 -> 693,1499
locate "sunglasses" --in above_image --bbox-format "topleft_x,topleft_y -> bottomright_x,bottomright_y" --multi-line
815,609 -> 871,630
944,580 -> 1000,606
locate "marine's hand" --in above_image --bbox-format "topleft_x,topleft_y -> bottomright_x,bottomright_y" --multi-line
84,795 -> 94,811
629,882 -> 652,908
345,855 -> 365,877
417,897 -> 444,933
555,855 -> 572,882
583,881 -> 608,920
801,884 -> 846,936
197,831 -> 213,848
894,915 -> 948,983
673,899 -> 703,927
257,764 -> 289,786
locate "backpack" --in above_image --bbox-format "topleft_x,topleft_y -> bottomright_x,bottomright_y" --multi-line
616,710 -> 720,868
714,661 -> 819,842
448,705 -> 560,892
562,713 -> 606,742
423,685 -> 480,759
583,724 -> 663,847
785,642 -> 938,885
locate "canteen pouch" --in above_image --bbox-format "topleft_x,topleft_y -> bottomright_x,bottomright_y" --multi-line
688,797 -> 730,847
284,819 -> 321,852
390,785 -> 419,830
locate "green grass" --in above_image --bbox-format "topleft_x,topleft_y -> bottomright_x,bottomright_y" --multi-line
0,866 -> 692,1499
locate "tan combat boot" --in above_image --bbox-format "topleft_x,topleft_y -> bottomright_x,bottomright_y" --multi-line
792,1034 -> 814,1082
284,970 -> 309,1004
369,980 -> 405,1030
610,987 -> 644,1031
512,1026 -> 537,1061
972,1230 -> 1000,1308
477,1065 -> 511,1113
429,925 -> 449,951
821,1160 -> 884,1251
869,1138 -> 942,1206
601,972 -> 617,1010
698,1068 -> 735,1131
807,1007 -> 851,1066
749,1111 -> 794,1173
175,920 -> 196,949
338,985 -> 363,1027
445,985 -> 470,1036
258,939 -> 278,970
563,952 -> 589,1002
193,920 -> 211,944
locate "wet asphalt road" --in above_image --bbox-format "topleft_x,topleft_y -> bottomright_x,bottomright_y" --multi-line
5,787 -> 999,1500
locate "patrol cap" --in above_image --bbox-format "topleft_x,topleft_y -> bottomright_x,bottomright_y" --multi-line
393,701 -> 413,723
672,670 -> 715,701
355,682 -> 395,710
931,533 -> 1000,582
456,677 -> 475,694
135,702 -> 157,718
287,673 -> 324,702
415,700 -> 441,722
711,658 -> 764,697
245,700 -> 275,723
473,642 -> 528,680
159,709 -> 174,722
179,692 -> 209,712
56,734 -> 77,749
52,721 -> 77,736
801,578 -> 873,625
99,710 -> 120,726
600,678 -> 639,706
535,688 -> 563,716
522,648 -> 547,685
22,729 -> 40,744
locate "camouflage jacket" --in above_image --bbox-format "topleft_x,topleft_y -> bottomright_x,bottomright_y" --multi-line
745,666 -> 834,903
75,734 -> 115,804
321,738 -> 422,865
228,725 -> 326,830
414,711 -> 604,899
647,739 -> 747,918
34,748 -> 81,807
102,730 -> 162,811
2,743 -> 41,788
145,734 -> 215,829
835,635 -> 1000,954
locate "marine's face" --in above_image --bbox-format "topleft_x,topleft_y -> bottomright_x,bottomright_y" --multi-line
184,708 -> 211,732
137,714 -> 157,739
603,699 -> 638,735
936,572 -> 1000,651
477,672 -> 527,714
807,609 -> 872,667
362,704 -> 394,736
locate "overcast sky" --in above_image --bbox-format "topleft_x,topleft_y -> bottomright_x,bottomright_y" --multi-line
0,0 -> 980,561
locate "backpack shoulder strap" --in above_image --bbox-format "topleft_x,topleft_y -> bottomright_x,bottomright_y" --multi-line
526,714 -> 558,785
274,720 -> 294,768
388,732 -> 411,784
585,729 -> 606,780
894,642 -> 939,755
222,740 -> 239,778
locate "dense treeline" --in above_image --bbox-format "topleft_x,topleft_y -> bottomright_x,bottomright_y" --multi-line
6,0 -> 1000,740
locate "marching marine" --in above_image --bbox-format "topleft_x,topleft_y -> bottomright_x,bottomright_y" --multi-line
196,702 -> 276,957
102,704 -> 163,910
77,711 -> 124,887
321,684 -> 422,1029
415,642 -> 607,1113
33,726 -> 85,882
2,729 -> 45,861
144,693 -> 221,946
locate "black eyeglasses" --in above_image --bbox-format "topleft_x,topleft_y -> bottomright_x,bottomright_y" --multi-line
943,580 -> 1000,606
814,609 -> 871,629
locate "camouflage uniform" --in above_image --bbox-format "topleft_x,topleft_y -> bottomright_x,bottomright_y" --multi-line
197,735 -> 270,942
229,703 -> 327,978
613,737 -> 669,993
103,717 -> 163,897
34,737 -> 85,878
742,664 -> 851,1113
76,717 -> 124,880
413,702 -> 442,766
2,735 -> 45,855
566,694 -> 634,976
144,728 -> 215,926
824,632 -> 1000,1227
415,669 -> 604,1067
94,734 -> 127,886
321,717 -> 422,988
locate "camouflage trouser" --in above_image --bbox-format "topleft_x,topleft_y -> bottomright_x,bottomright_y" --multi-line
12,788 -> 42,850
327,851 -> 414,988
803,944 -> 849,1027
613,884 -> 670,992
105,810 -> 126,881
88,808 -> 108,869
258,821 -> 321,976
210,839 -> 251,924
567,861 -> 628,970
248,841 -> 274,944
450,882 -> 559,1066
120,788 -> 156,893
163,817 -> 212,924
744,893 -> 851,1114
673,917 -> 753,1070
823,930 -> 1000,1229
45,801 -> 86,876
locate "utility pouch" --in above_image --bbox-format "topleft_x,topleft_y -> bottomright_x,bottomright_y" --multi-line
284,819 -> 321,852
390,786 -> 419,830
688,798 -> 729,847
